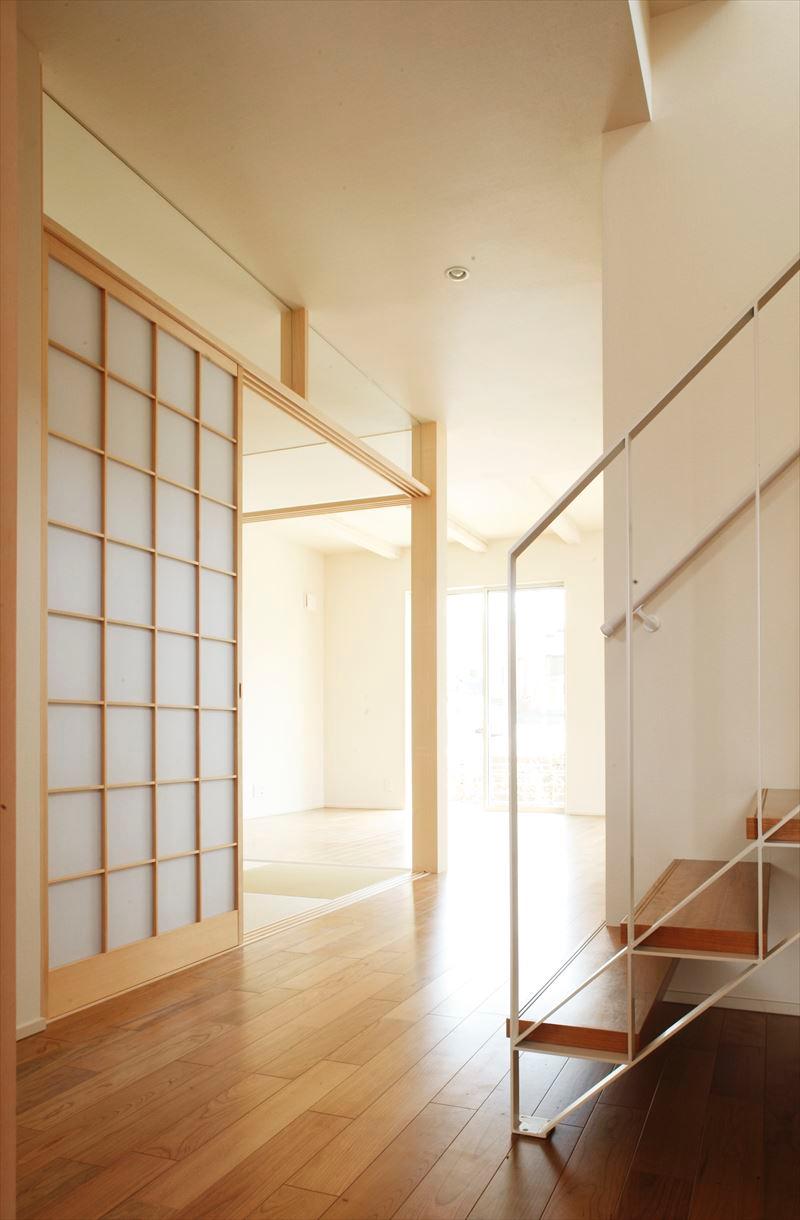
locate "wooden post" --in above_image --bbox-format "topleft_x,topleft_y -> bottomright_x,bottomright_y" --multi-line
411,421 -> 447,873
280,307 -> 308,398
0,1 -> 18,1213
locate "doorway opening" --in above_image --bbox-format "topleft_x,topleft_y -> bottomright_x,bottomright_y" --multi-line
241,371 -> 419,937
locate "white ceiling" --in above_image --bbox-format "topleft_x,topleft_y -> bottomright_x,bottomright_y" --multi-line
22,0 -> 649,541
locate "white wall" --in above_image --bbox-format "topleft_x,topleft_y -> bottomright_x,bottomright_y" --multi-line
602,0 -> 800,1010
324,550 -> 408,810
322,534 -> 605,816
243,527 -> 325,820
16,33 -> 43,1038
43,99 -> 285,379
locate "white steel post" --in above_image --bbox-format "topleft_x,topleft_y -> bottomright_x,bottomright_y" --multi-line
508,551 -> 521,1130
753,302 -> 765,958
624,435 -> 636,1060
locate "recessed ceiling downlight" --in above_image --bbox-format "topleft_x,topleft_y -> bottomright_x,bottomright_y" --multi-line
445,266 -> 470,281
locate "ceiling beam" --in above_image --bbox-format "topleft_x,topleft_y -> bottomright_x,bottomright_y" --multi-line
549,513 -> 581,545
243,493 -> 410,524
326,519 -> 400,560
531,478 -> 581,544
447,517 -> 487,553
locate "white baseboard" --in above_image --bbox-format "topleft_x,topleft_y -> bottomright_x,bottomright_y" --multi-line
16,1016 -> 47,1040
664,988 -> 800,1017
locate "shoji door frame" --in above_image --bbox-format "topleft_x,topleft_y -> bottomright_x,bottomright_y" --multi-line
41,219 -> 430,1018
1,1 -> 18,1210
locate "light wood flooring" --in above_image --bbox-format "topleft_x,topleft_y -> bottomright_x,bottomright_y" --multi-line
243,807 -> 412,870
16,813 -> 799,1219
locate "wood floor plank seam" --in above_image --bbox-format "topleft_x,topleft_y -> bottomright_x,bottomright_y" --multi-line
324,1102 -> 478,1220
679,1021 -> 723,1220
609,1034 -> 671,1215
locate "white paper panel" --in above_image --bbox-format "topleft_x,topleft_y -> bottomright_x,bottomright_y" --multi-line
201,359 -> 234,435
48,526 -> 102,617
158,708 -> 196,781
202,847 -> 235,918
158,855 -> 196,932
158,405 -> 197,488
201,639 -> 235,708
107,461 -> 153,549
48,791 -> 102,879
158,632 -> 196,706
201,499 -> 234,572
157,783 -> 196,856
107,543 -> 153,625
48,258 -> 102,363
49,875 -> 102,969
107,624 -> 153,703
157,481 -> 196,561
108,786 -> 153,867
48,705 -> 101,789
201,780 -> 234,848
158,329 -> 196,415
48,436 -> 102,532
108,296 -> 152,392
48,615 -> 101,701
107,706 -> 152,785
157,557 -> 196,633
109,865 -> 153,949
48,347 -> 102,448
201,429 -> 235,504
108,380 -> 152,469
201,569 -> 234,640
201,710 -> 234,778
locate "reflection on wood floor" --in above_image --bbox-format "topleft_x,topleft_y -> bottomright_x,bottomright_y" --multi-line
16,810 -> 798,1219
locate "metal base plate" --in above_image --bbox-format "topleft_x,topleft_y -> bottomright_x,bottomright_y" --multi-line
515,1116 -> 553,1139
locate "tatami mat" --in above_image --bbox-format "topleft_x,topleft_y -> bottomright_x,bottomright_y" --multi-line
242,859 -> 408,900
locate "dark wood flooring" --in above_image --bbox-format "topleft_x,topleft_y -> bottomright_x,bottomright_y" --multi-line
15,867 -> 800,1220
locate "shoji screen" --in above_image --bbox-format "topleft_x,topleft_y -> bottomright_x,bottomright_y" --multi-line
44,235 -> 241,1017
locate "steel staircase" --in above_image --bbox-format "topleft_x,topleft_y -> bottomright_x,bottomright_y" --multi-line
507,256 -> 800,1139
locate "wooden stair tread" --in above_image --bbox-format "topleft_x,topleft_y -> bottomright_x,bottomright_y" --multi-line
620,858 -> 769,956
746,787 -> 800,843
511,927 -> 675,1058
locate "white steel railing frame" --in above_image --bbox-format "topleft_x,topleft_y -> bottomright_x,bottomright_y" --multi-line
508,253 -> 800,1139
599,446 -> 800,639
515,930 -> 800,1136
510,799 -> 800,1055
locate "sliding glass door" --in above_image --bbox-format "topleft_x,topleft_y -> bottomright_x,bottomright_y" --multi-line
447,585 -> 565,811
487,586 -> 565,809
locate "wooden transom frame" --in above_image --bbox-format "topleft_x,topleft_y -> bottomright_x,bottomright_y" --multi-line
45,218 -> 431,500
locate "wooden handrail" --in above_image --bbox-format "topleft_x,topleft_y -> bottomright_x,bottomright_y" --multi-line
601,447 -> 800,638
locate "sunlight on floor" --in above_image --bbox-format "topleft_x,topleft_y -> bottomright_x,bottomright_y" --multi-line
242,805 -> 605,970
